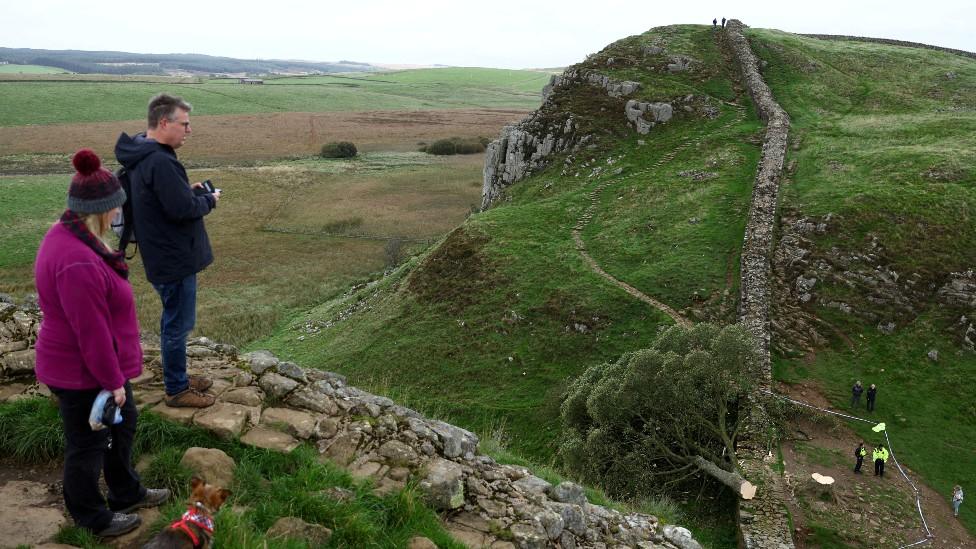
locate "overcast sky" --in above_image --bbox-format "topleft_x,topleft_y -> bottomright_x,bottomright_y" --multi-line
4,0 -> 973,69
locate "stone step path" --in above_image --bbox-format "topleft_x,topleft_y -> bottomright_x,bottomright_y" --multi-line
572,104 -> 747,329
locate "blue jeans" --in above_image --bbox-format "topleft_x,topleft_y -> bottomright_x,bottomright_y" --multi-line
153,274 -> 196,395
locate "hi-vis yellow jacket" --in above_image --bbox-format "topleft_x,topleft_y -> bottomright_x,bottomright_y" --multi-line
872,447 -> 889,462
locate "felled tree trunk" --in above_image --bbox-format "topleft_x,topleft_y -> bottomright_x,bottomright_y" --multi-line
692,455 -> 757,499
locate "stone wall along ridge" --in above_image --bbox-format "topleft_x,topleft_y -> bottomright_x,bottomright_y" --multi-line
723,18 -> 790,379
721,20 -> 795,549
0,300 -> 702,549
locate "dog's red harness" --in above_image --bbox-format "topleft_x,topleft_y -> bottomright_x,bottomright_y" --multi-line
168,505 -> 214,548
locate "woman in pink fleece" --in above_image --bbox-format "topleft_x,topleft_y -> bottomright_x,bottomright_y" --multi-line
34,149 -> 169,538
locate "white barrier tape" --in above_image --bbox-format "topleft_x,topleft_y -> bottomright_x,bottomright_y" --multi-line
760,389 -> 933,548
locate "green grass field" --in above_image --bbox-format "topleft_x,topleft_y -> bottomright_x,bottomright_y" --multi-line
0,68 -> 547,126
0,64 -> 69,74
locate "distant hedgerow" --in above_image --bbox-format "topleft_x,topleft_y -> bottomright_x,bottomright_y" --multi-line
421,137 -> 488,156
321,141 -> 358,158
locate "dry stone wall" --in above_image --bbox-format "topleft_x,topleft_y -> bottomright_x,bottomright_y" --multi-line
720,20 -> 795,549
0,300 -> 701,549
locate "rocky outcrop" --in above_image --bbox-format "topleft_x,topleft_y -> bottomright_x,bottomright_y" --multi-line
624,100 -> 673,134
483,68 -> 675,210
721,20 -> 795,549
542,69 -> 641,101
938,270 -> 976,350
0,297 -> 39,381
1,303 -> 699,549
482,122 -> 578,209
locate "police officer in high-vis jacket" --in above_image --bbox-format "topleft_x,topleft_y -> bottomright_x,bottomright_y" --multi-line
873,444 -> 889,477
854,442 -> 867,474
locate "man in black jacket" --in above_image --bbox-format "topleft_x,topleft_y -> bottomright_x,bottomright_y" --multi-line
115,93 -> 219,408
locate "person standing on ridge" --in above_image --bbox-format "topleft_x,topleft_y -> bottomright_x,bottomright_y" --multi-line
952,485 -> 964,517
712,18 -> 717,28
34,149 -> 170,537
115,93 -> 220,408
873,443 -> 889,477
851,380 -> 864,408
866,383 -> 877,412
722,17 -> 727,27
854,442 -> 867,474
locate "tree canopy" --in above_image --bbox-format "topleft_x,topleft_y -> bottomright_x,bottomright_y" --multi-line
559,323 -> 761,498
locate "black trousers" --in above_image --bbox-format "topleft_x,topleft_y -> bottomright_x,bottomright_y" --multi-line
874,458 -> 885,477
50,382 -> 145,531
854,456 -> 863,473
866,398 -> 875,411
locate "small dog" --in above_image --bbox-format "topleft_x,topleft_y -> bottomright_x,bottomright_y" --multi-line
143,477 -> 231,549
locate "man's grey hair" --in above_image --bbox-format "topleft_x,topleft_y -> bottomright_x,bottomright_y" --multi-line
147,93 -> 193,129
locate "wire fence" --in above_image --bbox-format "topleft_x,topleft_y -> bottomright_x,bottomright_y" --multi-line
762,389 -> 934,548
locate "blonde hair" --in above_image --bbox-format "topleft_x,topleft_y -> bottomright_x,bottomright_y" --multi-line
79,210 -> 117,251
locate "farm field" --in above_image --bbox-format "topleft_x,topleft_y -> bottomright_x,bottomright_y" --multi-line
1,152 -> 487,345
0,108 -> 528,171
0,64 -> 69,74
0,68 -> 548,126
0,67 -> 538,344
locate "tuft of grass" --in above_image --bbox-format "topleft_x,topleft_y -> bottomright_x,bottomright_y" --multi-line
0,397 -> 64,463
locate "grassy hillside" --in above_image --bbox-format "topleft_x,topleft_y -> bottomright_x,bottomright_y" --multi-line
249,26 -> 976,544
256,25 -> 761,465
0,68 -> 547,126
747,29 -> 976,536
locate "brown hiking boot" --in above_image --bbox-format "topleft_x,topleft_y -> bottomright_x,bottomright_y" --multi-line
165,388 -> 215,408
189,375 -> 213,392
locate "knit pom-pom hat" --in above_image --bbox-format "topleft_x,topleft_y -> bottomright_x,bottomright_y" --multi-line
67,149 -> 126,214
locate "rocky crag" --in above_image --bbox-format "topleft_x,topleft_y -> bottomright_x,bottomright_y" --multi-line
0,298 -> 702,549
482,49 -> 721,210
771,209 -> 976,356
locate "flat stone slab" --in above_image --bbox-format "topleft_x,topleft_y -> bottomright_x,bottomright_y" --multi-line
209,378 -> 233,396
0,382 -> 29,402
150,402 -> 199,425
2,348 -> 35,374
130,369 -> 155,385
0,480 -> 68,546
221,386 -> 265,407
261,407 -> 316,439
194,402 -> 253,439
135,389 -> 165,408
240,426 -> 300,453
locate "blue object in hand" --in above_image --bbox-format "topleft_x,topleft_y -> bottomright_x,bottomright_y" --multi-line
89,390 -> 123,431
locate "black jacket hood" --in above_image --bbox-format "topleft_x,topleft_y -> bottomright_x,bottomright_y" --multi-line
114,132 -> 175,170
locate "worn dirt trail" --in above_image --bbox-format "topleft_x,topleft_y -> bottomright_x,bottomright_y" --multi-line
571,105 -> 746,328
